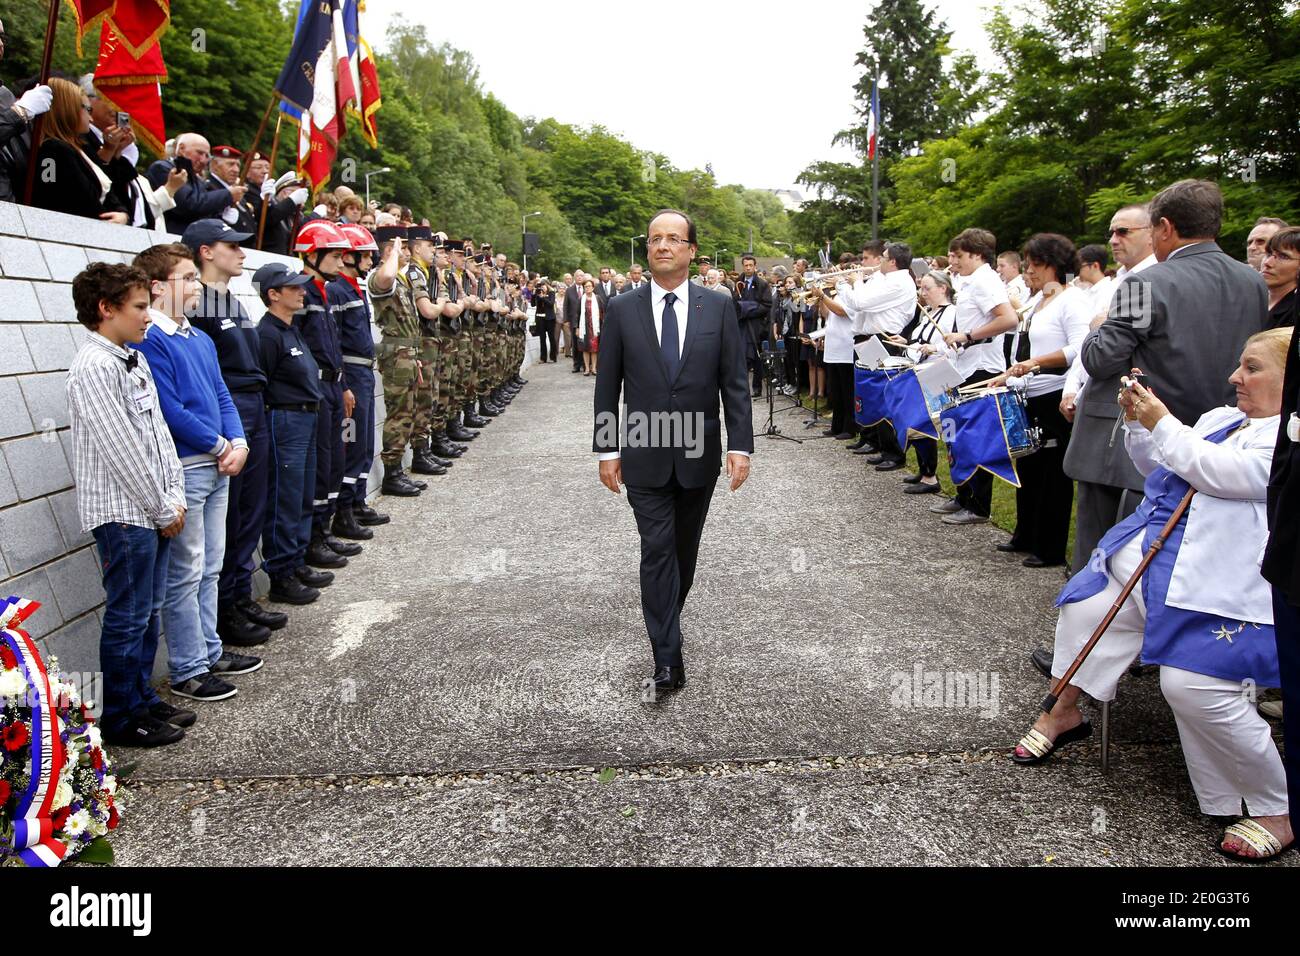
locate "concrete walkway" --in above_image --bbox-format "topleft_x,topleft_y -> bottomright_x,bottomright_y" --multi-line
112,360 -> 1294,866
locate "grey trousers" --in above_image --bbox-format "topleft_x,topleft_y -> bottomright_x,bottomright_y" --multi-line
1071,479 -> 1141,573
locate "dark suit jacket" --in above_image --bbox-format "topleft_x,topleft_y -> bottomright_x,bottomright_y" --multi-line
734,274 -> 773,326
31,139 -> 129,220
147,159 -> 231,234
564,284 -> 582,324
1064,241 -> 1268,490
1264,321 -> 1300,603
619,280 -> 649,295
593,283 -> 754,488
596,279 -> 617,310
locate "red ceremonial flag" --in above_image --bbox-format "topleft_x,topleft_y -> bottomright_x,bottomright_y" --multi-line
356,33 -> 381,149
67,0 -> 169,60
93,20 -> 168,156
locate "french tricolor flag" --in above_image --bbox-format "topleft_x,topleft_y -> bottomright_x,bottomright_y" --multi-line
867,81 -> 880,162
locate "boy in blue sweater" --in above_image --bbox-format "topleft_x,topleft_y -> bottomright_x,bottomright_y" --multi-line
134,244 -> 263,703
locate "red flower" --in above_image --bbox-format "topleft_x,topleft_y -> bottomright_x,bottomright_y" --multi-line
90,748 -> 104,771
0,779 -> 10,805
107,801 -> 119,830
2,721 -> 29,751
51,806 -> 70,832
0,645 -> 15,671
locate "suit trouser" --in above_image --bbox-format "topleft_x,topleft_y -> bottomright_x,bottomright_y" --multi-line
1271,590 -> 1300,823
263,408 -> 315,577
955,370 -> 999,517
218,391 -> 268,605
827,362 -> 854,435
312,380 -> 344,534
875,423 -> 904,460
626,474 -> 717,669
572,321 -> 584,370
1072,479 -> 1141,573
538,320 -> 554,362
340,364 -> 375,509
744,318 -> 766,390
1011,392 -> 1075,563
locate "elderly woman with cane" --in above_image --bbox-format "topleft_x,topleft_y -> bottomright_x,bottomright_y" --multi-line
1010,328 -> 1293,862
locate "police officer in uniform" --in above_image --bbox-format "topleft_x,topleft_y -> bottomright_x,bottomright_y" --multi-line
368,226 -> 426,496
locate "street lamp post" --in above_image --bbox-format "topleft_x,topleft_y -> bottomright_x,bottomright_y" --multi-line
714,248 -> 728,274
630,234 -> 646,268
522,210 -> 542,273
364,166 -> 392,210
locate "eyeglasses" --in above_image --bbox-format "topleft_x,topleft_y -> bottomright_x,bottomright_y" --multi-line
1109,226 -> 1151,237
647,236 -> 692,249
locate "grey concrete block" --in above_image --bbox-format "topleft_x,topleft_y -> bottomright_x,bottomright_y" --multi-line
0,201 -> 25,237
0,376 -> 33,439
2,432 -> 73,499
84,249 -> 128,266
18,371 -> 69,430
0,456 -> 15,508
0,567 -> 60,640
38,612 -> 102,676
48,489 -> 91,549
0,278 -> 42,322
58,429 -> 76,479
34,281 -> 75,323
18,206 -> 151,254
21,323 -> 76,372
0,499 -> 65,574
39,244 -> 89,283
0,236 -> 51,279
46,547 -> 105,621
0,325 -> 35,375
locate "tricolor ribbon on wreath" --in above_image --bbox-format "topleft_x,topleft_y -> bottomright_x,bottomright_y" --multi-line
0,597 -> 69,867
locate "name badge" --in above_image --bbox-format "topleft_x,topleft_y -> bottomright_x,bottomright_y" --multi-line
1289,413 -> 1300,444
290,347 -> 304,358
131,385 -> 152,414
220,319 -> 237,331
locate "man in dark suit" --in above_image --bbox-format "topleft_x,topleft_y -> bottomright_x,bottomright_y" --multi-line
620,263 -> 648,294
734,254 -> 773,397
594,209 -> 754,698
147,133 -> 241,235
595,267 -> 617,309
565,270 -> 585,373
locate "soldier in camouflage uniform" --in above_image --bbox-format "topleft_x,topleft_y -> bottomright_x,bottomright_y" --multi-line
445,240 -> 484,439
366,226 -> 425,498
429,235 -> 468,459
460,242 -> 491,430
404,225 -> 455,477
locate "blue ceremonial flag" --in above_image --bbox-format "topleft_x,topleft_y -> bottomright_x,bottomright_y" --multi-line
883,369 -> 938,449
277,0 -> 314,125
854,367 -> 896,428
940,394 -> 1021,488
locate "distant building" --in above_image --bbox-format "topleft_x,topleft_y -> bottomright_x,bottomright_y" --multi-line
768,189 -> 805,213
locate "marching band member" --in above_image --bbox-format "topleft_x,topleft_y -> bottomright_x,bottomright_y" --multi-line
1012,328 -> 1293,862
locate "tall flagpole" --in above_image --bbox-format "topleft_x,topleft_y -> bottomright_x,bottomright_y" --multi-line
23,0 -> 61,206
870,74 -> 879,243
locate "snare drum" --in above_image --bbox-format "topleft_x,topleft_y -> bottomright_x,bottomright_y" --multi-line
962,386 -> 1040,458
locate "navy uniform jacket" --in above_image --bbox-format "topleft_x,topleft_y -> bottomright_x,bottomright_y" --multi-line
327,274 -> 376,360
259,313 -> 322,407
188,284 -> 267,393
293,279 -> 344,376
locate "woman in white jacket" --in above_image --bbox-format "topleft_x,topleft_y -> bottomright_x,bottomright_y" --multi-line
576,278 -> 602,377
1011,327 -> 1293,862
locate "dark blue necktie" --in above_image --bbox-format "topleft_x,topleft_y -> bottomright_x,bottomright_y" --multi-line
661,292 -> 680,380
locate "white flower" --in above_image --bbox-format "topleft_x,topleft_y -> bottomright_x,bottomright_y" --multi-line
0,667 -> 25,699
62,809 -> 90,838
87,817 -> 107,838
103,775 -> 117,796
51,780 -> 73,811
86,725 -> 102,750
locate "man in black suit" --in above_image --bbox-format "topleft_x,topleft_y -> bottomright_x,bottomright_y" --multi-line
566,270 -> 586,373
594,209 -> 754,698
596,267 -> 617,309
734,254 -> 773,397
621,263 -> 648,294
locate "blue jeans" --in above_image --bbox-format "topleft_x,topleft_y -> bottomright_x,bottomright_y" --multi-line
264,408 -> 317,577
93,523 -> 171,734
162,464 -> 229,685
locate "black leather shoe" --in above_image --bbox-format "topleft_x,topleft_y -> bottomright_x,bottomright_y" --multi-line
235,598 -> 288,631
874,459 -> 904,472
1023,555 -> 1065,569
996,542 -> 1027,553
640,666 -> 686,701
851,444 -> 880,455
326,535 -> 362,557
295,565 -> 334,589
903,481 -> 941,495
902,473 -> 923,484
307,536 -> 348,569
382,467 -> 421,497
332,505 -> 374,541
1030,646 -> 1054,679
270,574 -> 320,606
847,435 -> 870,450
354,504 -> 390,526
217,604 -> 271,647
864,454 -> 885,465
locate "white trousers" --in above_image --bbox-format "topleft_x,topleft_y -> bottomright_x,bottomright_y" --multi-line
1052,536 -> 1289,817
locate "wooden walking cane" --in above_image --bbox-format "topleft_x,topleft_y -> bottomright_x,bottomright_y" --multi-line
1040,485 -> 1198,715
21,0 -> 61,206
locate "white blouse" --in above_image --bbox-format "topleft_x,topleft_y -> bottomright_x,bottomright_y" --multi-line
1021,285 -> 1094,397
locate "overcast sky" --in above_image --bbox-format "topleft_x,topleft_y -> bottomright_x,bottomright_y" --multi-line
361,0 -> 1005,195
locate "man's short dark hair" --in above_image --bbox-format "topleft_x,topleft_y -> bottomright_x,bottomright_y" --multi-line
1266,226 -> 1300,258
72,262 -> 151,331
648,209 -> 697,246
741,253 -> 757,264
134,243 -> 194,283
861,240 -> 886,257
1022,233 -> 1080,283
951,228 -> 997,265
1149,179 -> 1223,240
1079,244 -> 1109,270
885,243 -> 913,273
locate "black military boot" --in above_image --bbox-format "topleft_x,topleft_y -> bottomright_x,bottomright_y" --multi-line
326,534 -> 362,557
432,431 -> 463,459
463,402 -> 489,428
295,565 -> 334,589
270,575 -> 319,605
512,373 -> 527,386
493,386 -> 513,406
306,532 -> 348,569
411,445 -> 448,476
478,397 -> 502,417
447,419 -> 477,441
354,504 -> 391,526
382,466 -> 421,497
332,505 -> 374,541
217,602 -> 271,648
234,597 -> 288,631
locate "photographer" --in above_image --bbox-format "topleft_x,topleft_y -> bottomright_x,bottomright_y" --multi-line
533,279 -> 557,363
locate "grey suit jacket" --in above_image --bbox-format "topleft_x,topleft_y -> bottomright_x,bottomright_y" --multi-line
1063,241 -> 1268,490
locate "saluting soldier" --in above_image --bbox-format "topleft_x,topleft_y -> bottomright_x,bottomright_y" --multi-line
368,226 -> 425,497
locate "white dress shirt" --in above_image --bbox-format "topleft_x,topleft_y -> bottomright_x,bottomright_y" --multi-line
952,263 -> 1011,380
1020,286 -> 1094,397
836,268 -> 916,336
597,278 -> 750,460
